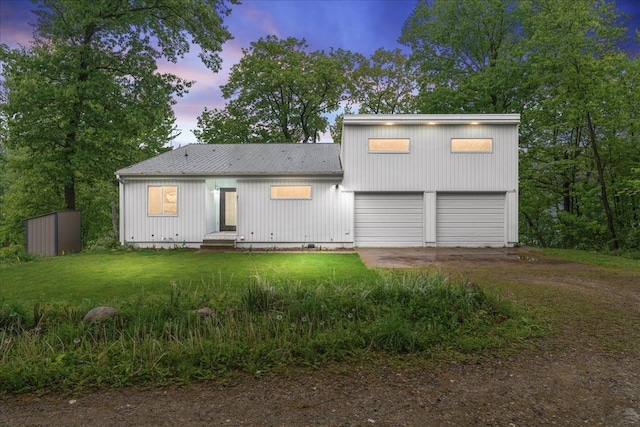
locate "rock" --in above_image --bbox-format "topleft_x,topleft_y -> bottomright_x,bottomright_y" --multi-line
197,307 -> 213,319
82,306 -> 118,323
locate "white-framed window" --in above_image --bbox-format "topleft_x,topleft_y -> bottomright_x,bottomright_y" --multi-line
451,138 -> 493,153
148,185 -> 177,215
270,185 -> 312,200
368,138 -> 410,153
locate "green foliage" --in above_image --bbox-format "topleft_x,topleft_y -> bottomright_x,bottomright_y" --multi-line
195,35 -> 352,143
0,244 -> 41,265
83,234 -> 121,252
400,0 -> 527,114
349,48 -> 419,114
0,0 -> 236,245
0,273 -> 534,394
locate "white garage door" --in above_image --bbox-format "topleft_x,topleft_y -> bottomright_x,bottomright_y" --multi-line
437,193 -> 505,247
354,193 -> 423,247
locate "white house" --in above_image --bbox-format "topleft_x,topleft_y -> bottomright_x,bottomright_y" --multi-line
115,114 -> 520,248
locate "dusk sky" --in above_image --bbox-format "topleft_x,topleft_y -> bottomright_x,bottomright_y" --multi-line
1,0 -> 639,146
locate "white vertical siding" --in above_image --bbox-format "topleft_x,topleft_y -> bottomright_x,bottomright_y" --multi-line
237,179 -> 352,245
424,192 -> 436,246
506,191 -> 518,246
342,124 -> 518,193
122,179 -> 206,246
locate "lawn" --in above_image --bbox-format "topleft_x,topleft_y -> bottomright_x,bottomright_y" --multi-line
0,250 -> 377,303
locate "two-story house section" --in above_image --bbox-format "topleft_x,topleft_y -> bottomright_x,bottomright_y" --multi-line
341,114 -> 520,248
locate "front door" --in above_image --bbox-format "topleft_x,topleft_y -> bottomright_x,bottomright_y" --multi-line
220,188 -> 237,231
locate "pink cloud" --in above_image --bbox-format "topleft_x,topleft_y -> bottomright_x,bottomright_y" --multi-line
234,4 -> 281,41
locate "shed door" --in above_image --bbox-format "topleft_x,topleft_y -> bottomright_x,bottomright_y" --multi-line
437,193 -> 505,247
354,193 -> 423,247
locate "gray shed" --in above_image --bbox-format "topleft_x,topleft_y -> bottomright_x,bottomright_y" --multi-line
25,211 -> 82,256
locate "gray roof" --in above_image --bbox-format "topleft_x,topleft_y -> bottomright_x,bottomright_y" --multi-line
116,143 -> 343,177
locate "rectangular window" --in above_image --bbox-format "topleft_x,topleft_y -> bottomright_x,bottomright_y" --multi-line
368,138 -> 410,153
270,185 -> 312,200
148,186 -> 177,215
451,138 -> 493,153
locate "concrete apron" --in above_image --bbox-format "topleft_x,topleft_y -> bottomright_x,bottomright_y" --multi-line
356,247 -> 533,268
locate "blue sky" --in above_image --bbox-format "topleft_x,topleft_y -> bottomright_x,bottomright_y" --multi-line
1,0 -> 639,146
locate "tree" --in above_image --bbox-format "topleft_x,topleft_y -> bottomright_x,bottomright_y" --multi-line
400,0 -> 526,114
350,48 -> 418,114
195,36 -> 351,144
0,0 -> 235,244
518,0 -> 638,250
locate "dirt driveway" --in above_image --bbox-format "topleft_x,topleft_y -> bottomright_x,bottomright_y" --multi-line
2,249 -> 639,426
356,246 -> 533,268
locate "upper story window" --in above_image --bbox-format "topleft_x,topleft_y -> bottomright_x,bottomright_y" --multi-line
271,185 -> 312,200
451,138 -> 493,153
148,185 -> 177,215
368,138 -> 410,153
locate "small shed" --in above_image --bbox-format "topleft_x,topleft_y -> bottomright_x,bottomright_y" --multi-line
25,211 -> 82,256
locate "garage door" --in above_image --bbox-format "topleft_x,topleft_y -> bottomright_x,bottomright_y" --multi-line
354,193 -> 423,247
437,193 -> 505,247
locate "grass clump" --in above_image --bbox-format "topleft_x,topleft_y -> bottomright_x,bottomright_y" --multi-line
0,273 -> 537,395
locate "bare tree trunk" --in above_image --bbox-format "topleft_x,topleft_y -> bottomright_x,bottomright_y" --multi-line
64,176 -> 76,210
586,112 -> 618,249
111,198 -> 119,241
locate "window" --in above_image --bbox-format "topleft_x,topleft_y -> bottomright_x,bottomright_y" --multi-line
451,138 -> 493,153
270,185 -> 312,199
368,138 -> 410,153
148,186 -> 177,215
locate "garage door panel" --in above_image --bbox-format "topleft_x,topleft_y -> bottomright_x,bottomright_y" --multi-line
356,228 -> 424,237
440,199 -> 504,208
356,209 -> 422,216
355,193 -> 423,247
437,214 -> 503,223
356,214 -> 423,223
437,193 -> 505,247
438,228 -> 505,237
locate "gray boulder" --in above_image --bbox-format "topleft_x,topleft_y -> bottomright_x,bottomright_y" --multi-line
197,307 -> 213,319
82,306 -> 118,323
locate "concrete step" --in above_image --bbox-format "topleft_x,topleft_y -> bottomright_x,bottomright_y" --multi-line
200,239 -> 236,249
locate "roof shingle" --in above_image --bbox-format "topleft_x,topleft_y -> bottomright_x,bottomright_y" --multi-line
116,143 -> 343,177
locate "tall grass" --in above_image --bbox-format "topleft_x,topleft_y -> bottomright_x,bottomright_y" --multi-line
0,273 -> 538,395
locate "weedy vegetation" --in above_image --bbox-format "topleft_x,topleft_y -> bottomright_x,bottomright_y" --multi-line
0,252 -> 539,395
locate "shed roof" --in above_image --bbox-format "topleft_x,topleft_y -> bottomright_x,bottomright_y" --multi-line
116,143 -> 343,177
343,114 -> 521,126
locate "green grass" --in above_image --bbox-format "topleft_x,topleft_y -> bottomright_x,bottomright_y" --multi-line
539,248 -> 640,274
0,250 -> 377,303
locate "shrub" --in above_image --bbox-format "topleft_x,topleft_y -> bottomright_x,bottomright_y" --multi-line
0,244 -> 41,264
83,234 -> 120,252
